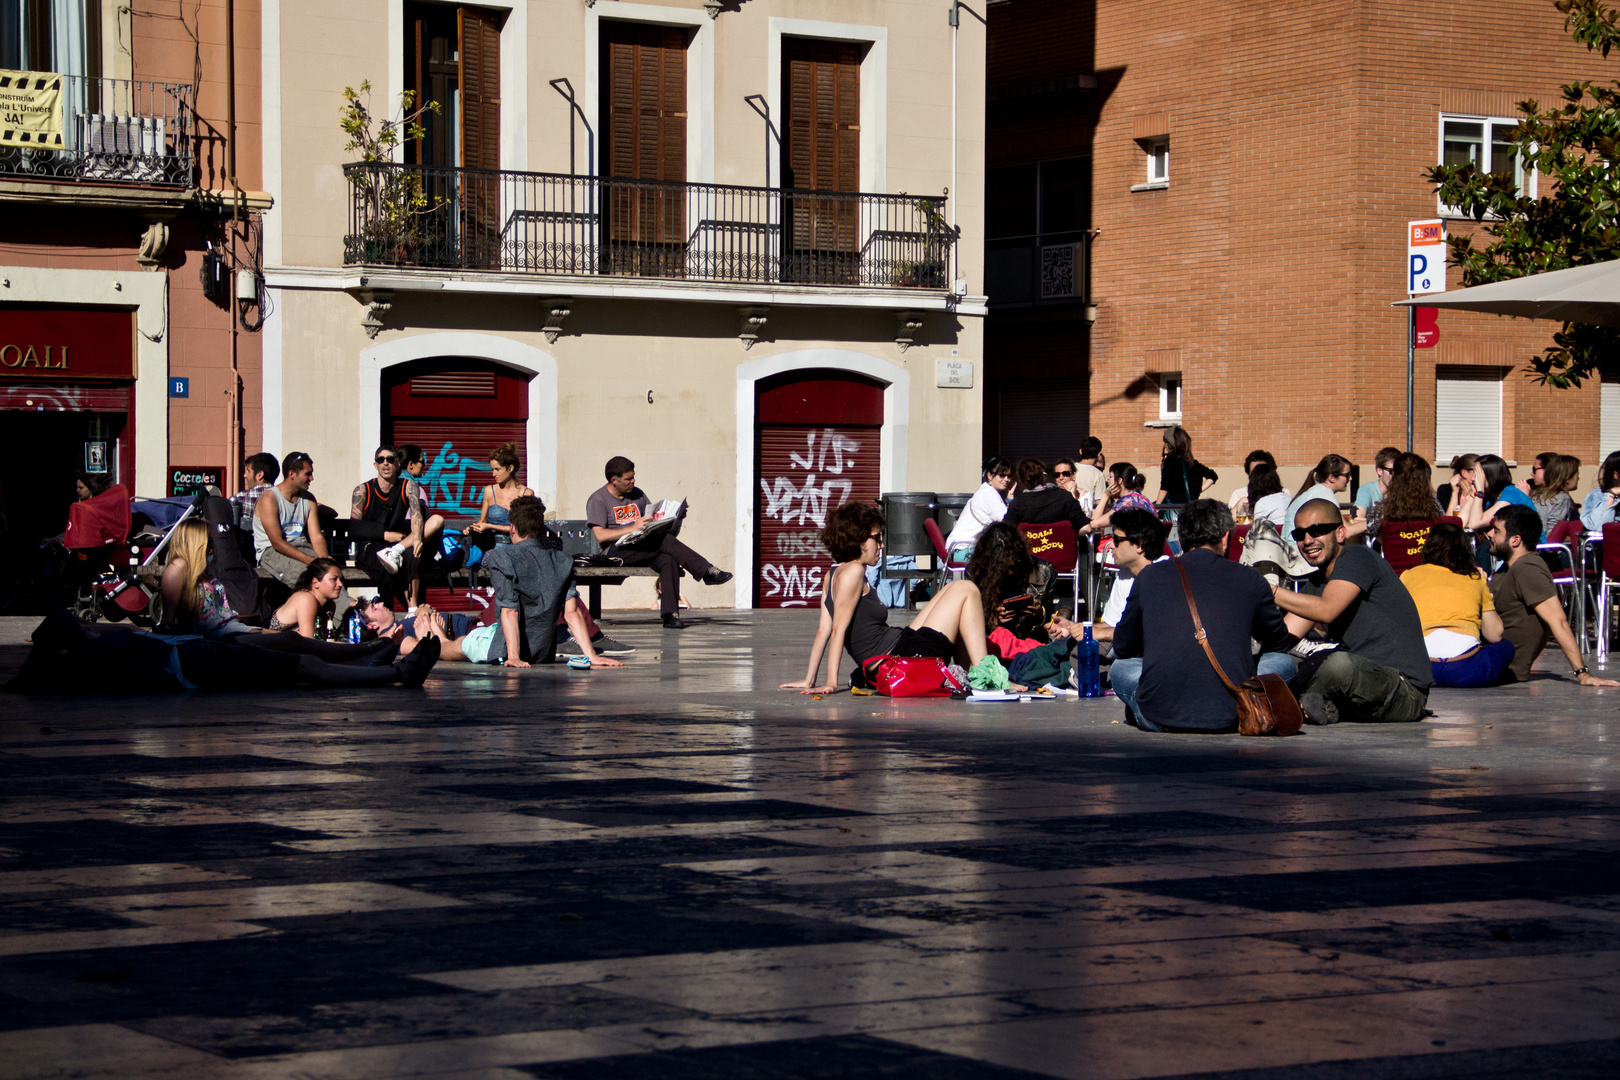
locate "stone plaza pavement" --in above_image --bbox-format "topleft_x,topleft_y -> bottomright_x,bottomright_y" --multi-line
1,609 -> 1618,1079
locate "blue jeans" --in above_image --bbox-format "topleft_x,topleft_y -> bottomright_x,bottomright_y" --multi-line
1429,639 -> 1515,688
1111,652 -> 1298,732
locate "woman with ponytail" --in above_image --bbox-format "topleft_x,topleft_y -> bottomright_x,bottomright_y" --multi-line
1088,462 -> 1156,532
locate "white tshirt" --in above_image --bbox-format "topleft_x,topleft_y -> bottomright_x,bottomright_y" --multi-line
944,481 -> 1008,551
1252,491 -> 1292,529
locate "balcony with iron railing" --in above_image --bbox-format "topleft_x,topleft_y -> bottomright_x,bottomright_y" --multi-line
0,74 -> 195,188
985,228 -> 1094,308
342,161 -> 957,290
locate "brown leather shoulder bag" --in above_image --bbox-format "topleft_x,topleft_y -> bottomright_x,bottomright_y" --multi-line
1172,556 -> 1304,736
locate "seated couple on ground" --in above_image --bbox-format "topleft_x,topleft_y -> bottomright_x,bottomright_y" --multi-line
355,494 -> 621,669
782,502 -> 1040,694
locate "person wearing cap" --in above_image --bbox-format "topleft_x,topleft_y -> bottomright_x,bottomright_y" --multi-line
943,456 -> 1015,562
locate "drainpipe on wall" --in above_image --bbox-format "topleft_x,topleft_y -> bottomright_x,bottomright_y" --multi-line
225,0 -> 241,493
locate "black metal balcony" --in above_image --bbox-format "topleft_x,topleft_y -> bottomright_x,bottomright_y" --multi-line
343,161 -> 956,289
985,228 -> 1093,308
0,74 -> 195,188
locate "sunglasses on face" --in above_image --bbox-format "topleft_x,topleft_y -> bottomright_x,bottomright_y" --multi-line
1054,469 -> 1074,477
1111,534 -> 1132,545
375,455 -> 396,464
1291,522 -> 1341,542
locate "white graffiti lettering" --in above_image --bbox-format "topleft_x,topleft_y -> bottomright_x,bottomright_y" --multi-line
761,562 -> 823,606
775,531 -> 824,559
789,428 -> 861,474
759,474 -> 853,528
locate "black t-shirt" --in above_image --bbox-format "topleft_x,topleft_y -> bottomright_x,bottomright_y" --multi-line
1300,544 -> 1432,688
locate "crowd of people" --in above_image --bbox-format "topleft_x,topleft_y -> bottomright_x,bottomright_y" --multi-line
787,428 -> 1619,731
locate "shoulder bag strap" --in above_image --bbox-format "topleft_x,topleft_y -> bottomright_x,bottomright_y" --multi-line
1172,555 -> 1242,696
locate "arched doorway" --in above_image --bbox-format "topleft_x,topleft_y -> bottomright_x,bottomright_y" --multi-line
754,369 -> 884,607
383,358 -> 532,528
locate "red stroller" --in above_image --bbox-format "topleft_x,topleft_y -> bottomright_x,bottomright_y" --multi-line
59,486 -> 202,623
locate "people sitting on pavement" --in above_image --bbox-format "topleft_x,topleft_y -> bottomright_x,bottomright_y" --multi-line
1437,453 -> 1479,516
1284,454 -> 1362,549
971,520 -> 1054,644
1529,453 -> 1580,540
1110,499 -> 1294,732
1074,437 -> 1109,512
1399,522 -> 1516,688
254,451 -> 353,622
587,456 -> 732,630
1369,452 -> 1445,540
1352,446 -> 1402,535
781,502 -> 1014,695
1005,458 -> 1090,534
11,605 -> 438,692
1228,449 -> 1276,518
1156,425 -> 1219,507
357,588 -> 624,668
486,495 -> 621,668
1246,463 -> 1290,529
231,452 -> 279,536
1271,499 -> 1432,724
350,445 -> 423,611
158,519 -> 260,638
1580,450 -> 1620,532
943,455 -> 1014,561
469,442 -> 533,551
1458,453 -> 1540,544
1083,508 -> 1167,651
1087,463 -> 1156,533
267,558 -> 345,637
1488,505 -> 1619,688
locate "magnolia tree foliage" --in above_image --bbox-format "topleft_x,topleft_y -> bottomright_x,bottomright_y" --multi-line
1426,0 -> 1620,387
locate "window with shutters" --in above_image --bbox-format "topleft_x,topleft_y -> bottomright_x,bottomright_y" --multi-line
404,2 -> 503,267
781,37 -> 862,284
1434,366 -> 1503,463
600,21 -> 689,278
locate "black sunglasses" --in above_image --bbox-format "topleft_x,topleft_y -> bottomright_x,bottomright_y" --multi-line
1290,522 -> 1341,542
1054,468 -> 1074,477
375,455 -> 397,464
1111,534 -> 1132,545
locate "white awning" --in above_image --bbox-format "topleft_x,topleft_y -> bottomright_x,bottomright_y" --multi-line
1393,258 -> 1620,328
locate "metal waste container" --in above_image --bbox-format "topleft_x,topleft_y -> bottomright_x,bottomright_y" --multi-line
932,493 -> 972,540
880,492 -> 936,557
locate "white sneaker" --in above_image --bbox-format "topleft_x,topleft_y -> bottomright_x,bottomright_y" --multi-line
376,544 -> 404,574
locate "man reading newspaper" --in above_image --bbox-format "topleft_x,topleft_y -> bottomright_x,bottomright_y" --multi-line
586,456 -> 733,629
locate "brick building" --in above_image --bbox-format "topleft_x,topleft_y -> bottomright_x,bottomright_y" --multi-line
0,0 -> 268,600
985,0 -> 1615,491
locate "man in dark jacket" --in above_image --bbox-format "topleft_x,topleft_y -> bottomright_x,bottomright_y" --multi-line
1004,458 -> 1091,534
1112,499 -> 1294,732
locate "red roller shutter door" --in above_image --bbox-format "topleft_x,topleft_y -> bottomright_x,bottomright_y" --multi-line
755,371 -> 883,608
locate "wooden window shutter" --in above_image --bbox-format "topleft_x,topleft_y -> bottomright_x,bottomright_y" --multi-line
458,6 -> 502,266
784,39 -> 860,193
603,22 -> 686,182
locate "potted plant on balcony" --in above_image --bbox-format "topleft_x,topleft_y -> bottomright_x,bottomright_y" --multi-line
889,195 -> 954,287
340,81 -> 441,265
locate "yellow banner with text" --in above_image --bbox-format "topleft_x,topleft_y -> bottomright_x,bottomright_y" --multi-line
0,69 -> 63,150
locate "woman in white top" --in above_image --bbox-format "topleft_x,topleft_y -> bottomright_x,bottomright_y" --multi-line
1246,464 -> 1292,529
943,456 -> 1014,559
1228,450 -> 1276,518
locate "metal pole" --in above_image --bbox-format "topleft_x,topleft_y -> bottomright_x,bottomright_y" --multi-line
1406,306 -> 1415,453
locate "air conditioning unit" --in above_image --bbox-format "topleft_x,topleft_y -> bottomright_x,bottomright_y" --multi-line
79,115 -> 169,182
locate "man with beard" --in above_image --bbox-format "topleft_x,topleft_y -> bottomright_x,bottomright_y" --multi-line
1488,504 -> 1619,687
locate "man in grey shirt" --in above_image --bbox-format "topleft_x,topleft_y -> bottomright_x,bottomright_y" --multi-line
1272,498 -> 1431,725
586,455 -> 731,630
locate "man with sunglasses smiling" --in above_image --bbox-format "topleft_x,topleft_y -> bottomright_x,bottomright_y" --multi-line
350,446 -> 424,611
1271,499 -> 1431,725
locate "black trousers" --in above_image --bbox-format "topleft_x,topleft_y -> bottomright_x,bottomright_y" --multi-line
200,496 -> 261,619
616,535 -> 710,615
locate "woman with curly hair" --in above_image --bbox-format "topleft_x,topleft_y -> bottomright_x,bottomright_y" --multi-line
1399,521 -> 1514,687
966,520 -> 1048,637
1369,452 -> 1445,537
781,502 -> 1014,694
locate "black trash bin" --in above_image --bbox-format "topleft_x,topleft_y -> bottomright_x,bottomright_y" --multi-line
880,493 -> 936,558
932,493 -> 972,541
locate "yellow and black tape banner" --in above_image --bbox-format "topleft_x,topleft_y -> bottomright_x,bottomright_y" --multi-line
0,70 -> 63,150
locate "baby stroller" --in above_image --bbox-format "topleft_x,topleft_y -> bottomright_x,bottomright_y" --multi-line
55,487 -> 204,624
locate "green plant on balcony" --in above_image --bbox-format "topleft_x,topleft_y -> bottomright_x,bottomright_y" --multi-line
889,195 -> 953,286
341,80 -> 441,263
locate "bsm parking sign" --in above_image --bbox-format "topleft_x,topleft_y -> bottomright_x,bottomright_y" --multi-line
1407,219 -> 1446,295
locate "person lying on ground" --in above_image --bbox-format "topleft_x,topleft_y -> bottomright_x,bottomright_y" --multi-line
265,558 -> 345,637
7,607 -> 437,693
1271,499 -> 1432,725
1399,522 -> 1515,689
356,596 -> 622,668
781,502 -> 1020,695
1488,505 -> 1620,688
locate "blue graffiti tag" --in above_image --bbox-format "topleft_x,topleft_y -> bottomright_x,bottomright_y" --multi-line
417,442 -> 483,517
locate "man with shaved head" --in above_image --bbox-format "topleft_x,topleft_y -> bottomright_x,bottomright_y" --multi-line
1270,498 -> 1431,725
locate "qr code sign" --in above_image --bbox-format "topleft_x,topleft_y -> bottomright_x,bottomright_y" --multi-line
1040,243 -> 1077,299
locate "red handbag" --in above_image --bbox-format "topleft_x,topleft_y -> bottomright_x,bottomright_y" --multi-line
860,655 -> 965,697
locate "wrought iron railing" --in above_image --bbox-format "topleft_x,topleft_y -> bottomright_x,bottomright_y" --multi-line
343,161 -> 956,288
0,74 -> 195,187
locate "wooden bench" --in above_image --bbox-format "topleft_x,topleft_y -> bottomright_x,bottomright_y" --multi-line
550,520 -> 659,618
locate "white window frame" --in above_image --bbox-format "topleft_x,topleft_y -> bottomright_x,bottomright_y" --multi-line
1158,372 -> 1182,421
1437,114 -> 1535,219
1145,136 -> 1168,184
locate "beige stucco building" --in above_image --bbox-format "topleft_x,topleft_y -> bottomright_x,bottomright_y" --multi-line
259,0 -> 986,608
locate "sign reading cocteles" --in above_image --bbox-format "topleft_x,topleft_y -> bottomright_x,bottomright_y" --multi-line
0,69 -> 63,149
0,307 -> 136,382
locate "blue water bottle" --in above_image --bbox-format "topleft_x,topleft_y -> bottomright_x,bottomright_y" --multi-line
1078,622 -> 1102,698
347,609 -> 363,644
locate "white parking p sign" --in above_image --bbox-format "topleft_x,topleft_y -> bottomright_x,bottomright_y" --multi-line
1407,219 -> 1446,295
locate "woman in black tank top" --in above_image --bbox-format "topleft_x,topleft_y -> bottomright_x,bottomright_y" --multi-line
781,502 -> 1013,694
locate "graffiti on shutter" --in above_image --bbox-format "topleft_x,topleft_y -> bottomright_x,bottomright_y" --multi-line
756,424 -> 879,607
